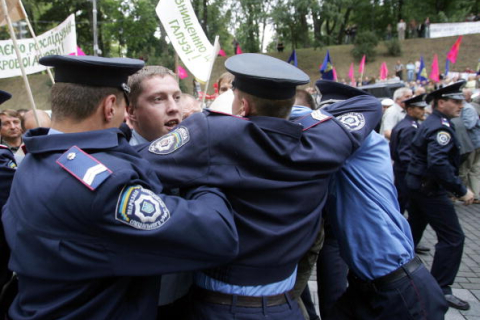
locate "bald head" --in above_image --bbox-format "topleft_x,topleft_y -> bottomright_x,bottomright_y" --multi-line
22,110 -> 51,132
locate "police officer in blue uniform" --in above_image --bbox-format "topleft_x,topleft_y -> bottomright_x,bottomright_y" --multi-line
1,55 -> 239,320
138,54 -> 382,319
390,94 -> 427,215
406,80 -> 474,310
0,90 -> 17,318
313,81 -> 447,319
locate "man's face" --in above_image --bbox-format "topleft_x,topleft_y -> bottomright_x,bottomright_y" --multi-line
398,91 -> 413,108
408,106 -> 425,121
0,115 -> 22,140
438,98 -> 463,118
129,75 -> 182,141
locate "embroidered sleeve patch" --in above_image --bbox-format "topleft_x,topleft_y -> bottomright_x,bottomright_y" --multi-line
336,112 -> 366,131
436,131 -> 451,146
148,126 -> 190,155
56,146 -> 112,191
115,185 -> 170,230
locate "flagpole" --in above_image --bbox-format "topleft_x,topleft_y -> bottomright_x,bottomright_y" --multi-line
174,52 -> 179,81
18,0 -> 55,84
1,0 -> 40,127
202,35 -> 220,108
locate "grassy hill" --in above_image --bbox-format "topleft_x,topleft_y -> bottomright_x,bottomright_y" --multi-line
1,34 -> 480,110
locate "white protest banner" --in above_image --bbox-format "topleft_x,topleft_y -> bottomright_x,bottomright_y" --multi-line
0,14 -> 76,79
430,21 -> 480,38
0,0 -> 25,26
156,0 -> 216,83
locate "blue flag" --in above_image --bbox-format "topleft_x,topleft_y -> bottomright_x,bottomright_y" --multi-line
320,50 -> 334,80
287,50 -> 298,67
417,56 -> 428,82
445,59 -> 450,75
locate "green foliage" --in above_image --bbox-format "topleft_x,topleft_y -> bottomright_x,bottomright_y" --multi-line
385,39 -> 402,56
351,31 -> 378,61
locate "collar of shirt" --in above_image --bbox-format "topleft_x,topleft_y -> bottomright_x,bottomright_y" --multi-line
23,127 -> 122,155
130,129 -> 150,146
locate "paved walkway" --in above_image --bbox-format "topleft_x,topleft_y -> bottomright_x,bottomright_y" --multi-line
308,200 -> 480,319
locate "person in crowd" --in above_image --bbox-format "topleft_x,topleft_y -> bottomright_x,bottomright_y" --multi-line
181,93 -> 202,119
406,61 -> 416,82
397,19 -> 406,40
0,110 -> 22,153
216,72 -> 234,96
21,110 -> 51,132
138,53 -> 382,319
459,88 -> 480,203
2,55 -> 239,320
406,80 -> 474,311
394,60 -> 404,80
380,86 -> 413,139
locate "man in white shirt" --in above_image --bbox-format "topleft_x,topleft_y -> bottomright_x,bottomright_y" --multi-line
380,87 -> 413,140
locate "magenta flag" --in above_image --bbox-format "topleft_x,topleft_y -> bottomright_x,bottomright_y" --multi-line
446,36 -> 462,64
333,67 -> 338,81
177,65 -> 188,79
218,49 -> 226,57
358,55 -> 366,74
430,54 -> 440,82
68,46 -> 86,56
236,45 -> 243,55
379,62 -> 388,80
348,63 -> 355,83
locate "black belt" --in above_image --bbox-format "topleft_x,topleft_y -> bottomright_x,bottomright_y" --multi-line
193,286 -> 293,308
350,256 -> 423,291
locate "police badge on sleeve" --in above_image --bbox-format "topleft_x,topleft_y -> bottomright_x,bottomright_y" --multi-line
116,185 -> 170,230
436,131 -> 451,146
149,126 -> 190,155
336,112 -> 366,131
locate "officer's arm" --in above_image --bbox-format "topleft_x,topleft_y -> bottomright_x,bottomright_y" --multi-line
427,131 -> 467,197
322,95 -> 382,149
95,174 -> 238,276
397,127 -> 415,166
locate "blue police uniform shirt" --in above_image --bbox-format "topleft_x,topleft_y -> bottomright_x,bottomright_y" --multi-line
2,127 -> 238,320
326,132 -> 415,280
390,114 -> 419,172
0,146 -> 16,208
406,109 -> 466,197
137,95 -> 382,288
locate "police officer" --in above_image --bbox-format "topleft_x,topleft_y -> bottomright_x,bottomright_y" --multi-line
0,90 -> 17,318
406,80 -> 474,310
2,55 -> 238,320
312,81 -> 447,319
390,94 -> 427,214
138,53 -> 382,319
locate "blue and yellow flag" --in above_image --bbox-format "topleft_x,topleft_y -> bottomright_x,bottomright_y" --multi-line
417,56 -> 428,82
320,50 -> 334,80
287,50 -> 298,67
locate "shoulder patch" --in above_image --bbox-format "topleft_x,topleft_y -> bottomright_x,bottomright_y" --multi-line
311,109 -> 330,121
7,160 -> 16,169
115,185 -> 170,230
294,110 -> 331,131
441,118 -> 450,127
149,126 -> 190,155
336,112 -> 366,131
56,146 -> 112,191
436,131 -> 451,146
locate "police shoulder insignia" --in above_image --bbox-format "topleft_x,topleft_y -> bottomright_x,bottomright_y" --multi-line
56,146 -> 112,191
7,160 -> 16,169
149,126 -> 190,155
436,131 -> 451,146
311,109 -> 330,121
441,118 -> 450,127
116,185 -> 170,230
411,121 -> 418,128
336,112 -> 366,131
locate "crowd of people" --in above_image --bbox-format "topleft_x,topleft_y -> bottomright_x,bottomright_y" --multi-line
0,52 -> 478,320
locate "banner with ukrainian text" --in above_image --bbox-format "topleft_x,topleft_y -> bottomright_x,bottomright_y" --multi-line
156,0 -> 215,83
430,21 -> 480,38
0,14 -> 76,79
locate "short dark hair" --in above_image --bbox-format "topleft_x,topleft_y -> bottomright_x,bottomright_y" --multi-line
237,90 -> 295,119
50,83 -> 123,121
295,89 -> 315,109
0,109 -> 21,119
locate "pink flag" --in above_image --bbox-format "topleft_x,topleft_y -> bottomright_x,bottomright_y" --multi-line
348,63 -> 355,83
68,46 -> 86,56
446,36 -> 462,64
177,65 -> 188,79
218,49 -> 226,57
236,45 -> 243,55
379,62 -> 388,80
333,67 -> 338,81
430,54 -> 440,82
358,55 -> 366,74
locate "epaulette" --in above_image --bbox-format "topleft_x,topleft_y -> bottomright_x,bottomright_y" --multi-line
294,109 -> 332,131
0,144 -> 9,149
441,118 -> 450,127
411,121 -> 418,129
56,146 -> 112,191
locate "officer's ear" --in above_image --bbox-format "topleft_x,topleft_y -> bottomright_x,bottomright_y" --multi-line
239,97 -> 251,117
102,94 -> 119,123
